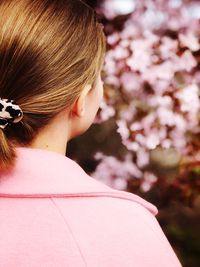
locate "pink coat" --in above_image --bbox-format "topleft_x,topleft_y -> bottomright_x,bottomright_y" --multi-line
0,147 -> 182,266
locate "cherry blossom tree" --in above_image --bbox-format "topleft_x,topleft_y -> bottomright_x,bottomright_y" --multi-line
91,0 -> 200,195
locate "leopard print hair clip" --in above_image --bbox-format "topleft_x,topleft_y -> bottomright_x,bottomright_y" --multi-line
0,98 -> 23,130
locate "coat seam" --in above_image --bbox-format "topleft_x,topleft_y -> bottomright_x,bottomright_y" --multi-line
49,197 -> 87,267
0,191 -> 157,215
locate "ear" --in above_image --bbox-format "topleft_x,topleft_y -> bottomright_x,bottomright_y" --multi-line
71,84 -> 92,117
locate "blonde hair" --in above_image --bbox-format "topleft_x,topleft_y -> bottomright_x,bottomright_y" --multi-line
0,0 -> 106,173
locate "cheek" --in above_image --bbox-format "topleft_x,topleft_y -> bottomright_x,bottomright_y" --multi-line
93,81 -> 103,104
89,86 -> 103,117
98,85 -> 104,103
97,87 -> 104,111
98,80 -> 104,99
93,91 -> 102,112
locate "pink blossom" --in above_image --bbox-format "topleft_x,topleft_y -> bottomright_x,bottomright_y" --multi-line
172,50 -> 197,72
145,132 -> 161,150
148,95 -> 173,108
127,39 -> 153,72
158,127 -> 167,140
136,149 -> 150,168
188,3 -> 200,20
168,5 -> 191,30
104,51 -> 117,75
140,172 -> 158,192
140,180 -> 152,192
123,139 -> 140,152
135,133 -> 147,147
170,129 -> 186,150
119,103 -> 136,122
168,0 -> 182,9
175,84 -> 199,114
141,9 -> 166,30
175,84 -> 200,129
179,32 -> 200,52
104,75 -> 120,87
113,46 -> 129,60
157,107 -> 173,126
130,122 -> 143,131
173,114 -> 187,132
116,120 -> 130,140
120,22 -> 139,39
194,71 -> 200,83
141,61 -> 175,85
107,32 -> 120,46
153,80 -> 171,95
155,61 -> 176,80
98,100 -> 116,122
119,39 -> 131,48
102,0 -> 136,19
143,30 -> 160,46
159,36 -> 178,59
134,132 -> 160,150
120,72 -> 141,93
141,113 -> 157,132
126,51 -> 152,73
91,152 -> 143,189
162,139 -> 172,149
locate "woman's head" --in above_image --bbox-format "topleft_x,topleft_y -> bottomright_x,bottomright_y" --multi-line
0,0 -> 106,172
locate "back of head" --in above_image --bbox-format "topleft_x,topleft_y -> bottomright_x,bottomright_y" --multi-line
0,0 -> 106,173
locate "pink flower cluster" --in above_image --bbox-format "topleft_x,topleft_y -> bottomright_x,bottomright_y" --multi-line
91,152 -> 142,190
94,0 -> 200,191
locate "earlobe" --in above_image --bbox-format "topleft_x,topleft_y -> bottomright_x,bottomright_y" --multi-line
79,107 -> 85,117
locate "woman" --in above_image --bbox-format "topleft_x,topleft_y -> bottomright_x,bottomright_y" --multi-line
0,0 -> 182,266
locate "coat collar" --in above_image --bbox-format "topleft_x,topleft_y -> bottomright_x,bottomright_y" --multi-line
0,146 -> 158,215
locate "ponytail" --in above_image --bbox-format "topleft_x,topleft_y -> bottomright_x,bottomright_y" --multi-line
0,130 -> 16,173
0,98 -> 23,172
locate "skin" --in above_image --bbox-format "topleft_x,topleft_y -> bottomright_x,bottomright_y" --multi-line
27,73 -> 104,155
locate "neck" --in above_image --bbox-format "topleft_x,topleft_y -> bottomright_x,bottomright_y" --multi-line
25,115 -> 71,156
28,139 -> 68,156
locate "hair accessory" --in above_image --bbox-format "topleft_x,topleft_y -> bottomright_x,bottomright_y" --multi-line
0,98 -> 23,130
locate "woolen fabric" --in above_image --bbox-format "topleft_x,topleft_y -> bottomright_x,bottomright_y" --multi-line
0,147 -> 182,266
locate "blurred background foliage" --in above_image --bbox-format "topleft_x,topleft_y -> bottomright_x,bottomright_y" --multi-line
67,1 -> 200,266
